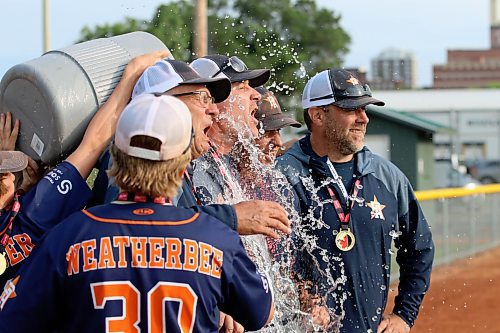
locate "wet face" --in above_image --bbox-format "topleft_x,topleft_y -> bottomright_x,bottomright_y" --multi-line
322,105 -> 369,156
216,80 -> 261,140
168,84 -> 218,159
255,129 -> 283,164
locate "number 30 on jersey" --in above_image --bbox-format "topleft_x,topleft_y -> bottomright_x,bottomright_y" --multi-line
91,281 -> 198,333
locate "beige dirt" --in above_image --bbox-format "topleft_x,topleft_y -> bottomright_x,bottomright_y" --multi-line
386,246 -> 500,332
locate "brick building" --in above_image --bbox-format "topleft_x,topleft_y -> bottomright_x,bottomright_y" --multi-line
433,0 -> 500,88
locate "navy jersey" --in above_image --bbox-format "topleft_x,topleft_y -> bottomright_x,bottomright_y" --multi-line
0,161 -> 91,287
0,203 -> 273,333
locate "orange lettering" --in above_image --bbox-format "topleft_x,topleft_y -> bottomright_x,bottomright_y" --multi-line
211,247 -> 223,278
198,242 -> 212,275
149,237 -> 165,269
66,243 -> 81,276
165,238 -> 182,270
98,237 -> 116,269
82,239 -> 97,272
113,236 -> 130,268
5,237 -> 24,266
130,237 -> 148,268
12,233 -> 34,258
183,239 -> 198,272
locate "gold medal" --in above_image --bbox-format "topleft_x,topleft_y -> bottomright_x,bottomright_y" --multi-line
0,253 -> 7,276
335,228 -> 355,251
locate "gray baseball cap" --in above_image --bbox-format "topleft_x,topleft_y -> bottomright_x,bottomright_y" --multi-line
0,151 -> 28,173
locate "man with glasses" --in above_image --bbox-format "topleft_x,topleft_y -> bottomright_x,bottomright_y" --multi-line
189,55 -> 270,204
276,69 -> 434,332
91,59 -> 291,239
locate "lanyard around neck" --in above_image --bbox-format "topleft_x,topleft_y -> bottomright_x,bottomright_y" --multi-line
326,159 -> 349,201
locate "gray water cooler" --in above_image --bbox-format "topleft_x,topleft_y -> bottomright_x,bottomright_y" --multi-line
0,31 -> 171,165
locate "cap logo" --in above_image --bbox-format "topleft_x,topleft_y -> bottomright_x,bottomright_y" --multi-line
265,95 -> 279,110
346,76 -> 359,85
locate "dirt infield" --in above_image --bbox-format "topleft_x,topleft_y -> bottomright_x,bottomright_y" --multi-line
386,246 -> 500,332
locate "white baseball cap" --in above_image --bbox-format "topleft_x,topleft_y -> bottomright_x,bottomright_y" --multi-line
131,59 -> 231,103
302,69 -> 385,109
115,94 -> 193,161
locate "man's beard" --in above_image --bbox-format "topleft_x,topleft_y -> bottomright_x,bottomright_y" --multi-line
325,126 -> 362,156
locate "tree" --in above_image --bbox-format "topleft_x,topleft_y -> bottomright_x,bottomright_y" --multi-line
78,0 -> 350,101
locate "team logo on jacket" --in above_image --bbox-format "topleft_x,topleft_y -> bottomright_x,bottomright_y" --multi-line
0,276 -> 19,310
132,208 -> 155,216
366,195 -> 386,220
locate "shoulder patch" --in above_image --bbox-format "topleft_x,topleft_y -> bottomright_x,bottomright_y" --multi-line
0,275 -> 19,310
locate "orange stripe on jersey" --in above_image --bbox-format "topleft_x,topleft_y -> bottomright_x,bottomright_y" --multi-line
82,210 -> 200,226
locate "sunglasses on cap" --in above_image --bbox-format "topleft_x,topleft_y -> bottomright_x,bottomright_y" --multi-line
310,71 -> 373,103
210,56 -> 248,78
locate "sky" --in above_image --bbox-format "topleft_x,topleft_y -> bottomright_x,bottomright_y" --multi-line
0,0 -> 491,88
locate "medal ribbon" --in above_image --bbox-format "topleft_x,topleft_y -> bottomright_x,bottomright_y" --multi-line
0,193 -> 21,261
208,143 -> 241,199
327,179 -> 361,230
116,192 -> 170,205
183,170 -> 202,205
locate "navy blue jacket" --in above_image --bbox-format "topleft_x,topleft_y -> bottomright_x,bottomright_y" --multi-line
276,136 -> 434,332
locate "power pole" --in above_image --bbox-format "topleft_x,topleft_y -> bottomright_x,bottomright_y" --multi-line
193,0 -> 208,57
43,0 -> 51,52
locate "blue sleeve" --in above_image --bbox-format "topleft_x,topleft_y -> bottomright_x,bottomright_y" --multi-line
20,161 -> 92,233
191,204 -> 238,231
392,184 -> 434,327
219,238 -> 273,331
0,230 -> 65,332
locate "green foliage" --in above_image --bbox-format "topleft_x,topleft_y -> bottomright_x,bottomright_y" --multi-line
78,0 -> 350,106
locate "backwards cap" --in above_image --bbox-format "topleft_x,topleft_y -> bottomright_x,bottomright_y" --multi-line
115,94 -> 193,161
0,151 -> 28,174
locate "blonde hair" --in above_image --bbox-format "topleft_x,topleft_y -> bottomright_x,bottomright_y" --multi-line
108,143 -> 191,198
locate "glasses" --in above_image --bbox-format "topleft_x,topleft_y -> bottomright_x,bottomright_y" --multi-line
172,90 -> 215,106
210,56 -> 248,78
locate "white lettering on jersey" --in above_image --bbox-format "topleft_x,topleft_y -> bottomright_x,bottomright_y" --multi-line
57,180 -> 73,195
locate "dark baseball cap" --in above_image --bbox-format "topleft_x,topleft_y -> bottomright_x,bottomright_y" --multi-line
190,55 -> 271,88
0,151 -> 28,174
255,86 -> 301,131
132,59 -> 231,103
302,68 -> 385,109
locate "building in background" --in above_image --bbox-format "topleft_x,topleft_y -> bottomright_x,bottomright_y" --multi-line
370,48 -> 417,90
433,0 -> 500,88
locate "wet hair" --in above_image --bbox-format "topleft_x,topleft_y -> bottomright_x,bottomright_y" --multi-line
107,135 -> 191,198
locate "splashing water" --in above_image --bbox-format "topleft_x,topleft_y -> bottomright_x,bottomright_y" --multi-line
192,94 -> 348,332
